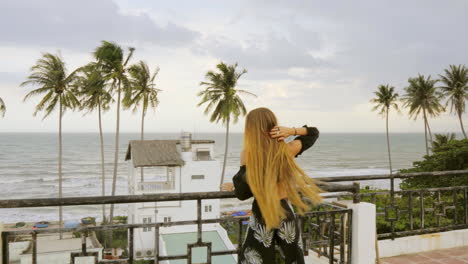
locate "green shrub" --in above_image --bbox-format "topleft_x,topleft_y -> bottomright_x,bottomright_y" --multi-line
113,216 -> 128,224
351,188 -> 454,235
400,138 -> 468,189
95,229 -> 128,249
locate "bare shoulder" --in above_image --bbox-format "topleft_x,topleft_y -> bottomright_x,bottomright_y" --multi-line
240,150 -> 246,165
287,140 -> 301,157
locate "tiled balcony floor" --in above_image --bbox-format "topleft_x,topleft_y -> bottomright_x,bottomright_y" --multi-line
380,246 -> 468,264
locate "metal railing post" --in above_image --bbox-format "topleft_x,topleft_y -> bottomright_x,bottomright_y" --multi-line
2,233 -> 8,264
328,212 -> 335,264
197,199 -> 202,243
237,218 -> 243,264
129,227 -> 134,264
465,187 -> 468,225
420,190 -> 425,229
352,182 -> 360,203
81,232 -> 87,255
347,209 -> 353,264
32,232 -> 37,264
154,224 -> 159,264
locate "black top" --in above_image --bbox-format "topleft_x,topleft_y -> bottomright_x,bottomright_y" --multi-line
232,125 -> 319,201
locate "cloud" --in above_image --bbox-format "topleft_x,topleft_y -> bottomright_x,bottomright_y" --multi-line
2,0 -> 468,133
0,0 -> 199,51
192,0 -> 468,110
193,24 -> 326,70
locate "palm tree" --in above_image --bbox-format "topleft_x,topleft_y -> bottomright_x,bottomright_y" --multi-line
198,62 -> 256,185
432,133 -> 456,152
76,63 -> 113,223
439,64 -> 468,139
371,84 -> 399,174
93,41 -> 135,224
0,97 -> 5,117
402,74 -> 445,155
123,61 -> 161,181
21,53 -> 80,239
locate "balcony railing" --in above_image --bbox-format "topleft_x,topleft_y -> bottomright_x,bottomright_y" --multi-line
0,182 -> 358,264
303,203 -> 353,263
319,169 -> 468,240
137,181 -> 175,192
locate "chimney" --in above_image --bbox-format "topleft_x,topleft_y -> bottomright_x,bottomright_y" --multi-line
180,131 -> 192,161
180,131 -> 192,152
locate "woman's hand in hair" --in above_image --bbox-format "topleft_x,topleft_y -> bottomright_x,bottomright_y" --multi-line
220,182 -> 235,192
269,126 -> 294,141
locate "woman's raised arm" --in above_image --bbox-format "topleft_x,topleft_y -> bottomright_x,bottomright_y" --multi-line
269,125 -> 319,157
288,125 -> 320,158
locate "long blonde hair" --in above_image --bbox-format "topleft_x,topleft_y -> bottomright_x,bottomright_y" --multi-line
243,107 -> 323,230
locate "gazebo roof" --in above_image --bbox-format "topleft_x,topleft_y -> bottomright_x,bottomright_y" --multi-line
125,139 -> 214,167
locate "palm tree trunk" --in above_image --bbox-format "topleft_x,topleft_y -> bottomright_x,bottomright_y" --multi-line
98,102 -> 106,224
386,108 -> 395,209
386,108 -> 393,174
141,109 -> 145,140
140,109 -> 145,182
423,108 -> 429,155
425,113 -> 434,153
426,118 -> 433,144
110,81 -> 121,225
458,111 -> 467,139
58,96 -> 63,240
220,116 -> 230,185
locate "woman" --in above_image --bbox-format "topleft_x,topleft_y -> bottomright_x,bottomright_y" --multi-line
221,107 -> 323,264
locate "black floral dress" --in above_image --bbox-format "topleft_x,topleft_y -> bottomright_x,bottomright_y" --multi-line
232,125 -> 319,264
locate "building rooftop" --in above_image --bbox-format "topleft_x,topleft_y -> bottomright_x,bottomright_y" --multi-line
125,139 -> 215,168
22,235 -> 101,254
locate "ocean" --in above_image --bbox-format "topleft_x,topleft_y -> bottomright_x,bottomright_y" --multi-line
0,132 -> 429,223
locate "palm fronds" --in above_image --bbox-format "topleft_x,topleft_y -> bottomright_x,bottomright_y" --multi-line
21,52 -> 80,119
0,97 -> 5,117
370,84 -> 399,116
432,133 -> 456,151
123,60 -> 161,114
75,63 -> 113,114
402,74 -> 444,120
402,74 -> 445,155
439,64 -> 468,138
198,62 -> 253,125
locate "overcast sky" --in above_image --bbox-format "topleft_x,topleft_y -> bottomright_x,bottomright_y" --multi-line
1,0 -> 468,133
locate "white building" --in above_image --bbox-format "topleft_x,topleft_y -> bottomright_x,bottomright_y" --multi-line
125,132 -> 236,263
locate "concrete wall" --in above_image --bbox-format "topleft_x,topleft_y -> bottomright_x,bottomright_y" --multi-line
214,224 -> 237,262
8,241 -> 29,263
342,199 -> 468,261
189,143 -> 215,160
305,201 -> 378,264
305,250 -> 330,264
345,201 -> 377,264
378,228 -> 468,258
